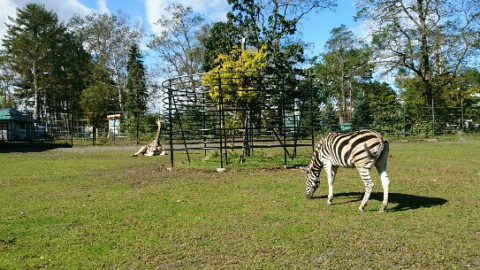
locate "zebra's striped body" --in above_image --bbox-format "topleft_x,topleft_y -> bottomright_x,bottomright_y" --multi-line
305,130 -> 390,212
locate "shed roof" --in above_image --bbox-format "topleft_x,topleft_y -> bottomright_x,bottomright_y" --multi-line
0,108 -> 34,122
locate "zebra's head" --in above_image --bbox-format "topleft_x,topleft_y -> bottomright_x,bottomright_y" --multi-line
304,166 -> 320,199
304,141 -> 323,199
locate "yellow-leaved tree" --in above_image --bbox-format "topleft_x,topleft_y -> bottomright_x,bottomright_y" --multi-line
202,44 -> 267,103
201,45 -> 268,162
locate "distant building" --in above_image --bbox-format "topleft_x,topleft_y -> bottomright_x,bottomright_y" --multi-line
0,108 -> 34,142
107,113 -> 122,140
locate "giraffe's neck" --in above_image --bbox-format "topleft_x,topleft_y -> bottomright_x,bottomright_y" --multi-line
152,121 -> 161,145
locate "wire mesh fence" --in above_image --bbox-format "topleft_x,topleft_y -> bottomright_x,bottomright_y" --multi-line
162,72 -> 317,167
36,102 -> 474,149
161,72 -> 480,167
5,72 -> 478,160
359,105 -> 480,139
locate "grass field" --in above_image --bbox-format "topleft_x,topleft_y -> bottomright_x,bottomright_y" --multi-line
1,141 -> 479,269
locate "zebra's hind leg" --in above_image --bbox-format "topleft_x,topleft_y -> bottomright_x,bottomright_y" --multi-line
375,164 -> 390,212
324,163 -> 338,205
375,142 -> 390,212
357,166 -> 374,212
378,171 -> 390,212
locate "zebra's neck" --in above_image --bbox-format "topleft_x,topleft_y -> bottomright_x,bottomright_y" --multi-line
308,154 -> 322,175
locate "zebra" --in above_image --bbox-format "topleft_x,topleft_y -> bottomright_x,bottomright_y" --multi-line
304,129 -> 390,212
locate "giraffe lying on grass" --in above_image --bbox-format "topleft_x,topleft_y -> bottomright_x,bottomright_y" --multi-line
131,120 -> 165,157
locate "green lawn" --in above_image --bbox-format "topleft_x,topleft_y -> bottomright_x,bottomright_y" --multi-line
1,141 -> 479,269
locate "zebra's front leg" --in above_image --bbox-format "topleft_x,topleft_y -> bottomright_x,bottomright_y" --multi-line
324,163 -> 338,205
357,166 -> 374,212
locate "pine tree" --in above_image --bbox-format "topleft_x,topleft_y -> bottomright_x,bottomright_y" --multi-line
126,43 -> 147,115
321,102 -> 340,132
125,43 -> 148,142
2,3 -> 90,124
352,92 -> 373,130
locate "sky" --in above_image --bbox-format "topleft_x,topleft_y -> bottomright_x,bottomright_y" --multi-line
0,0 -> 360,65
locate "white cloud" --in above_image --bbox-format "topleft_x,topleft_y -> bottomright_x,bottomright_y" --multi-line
144,0 -> 229,34
97,0 -> 110,15
202,0 -> 230,22
144,0 -> 168,34
0,0 -> 19,38
0,0 -> 93,42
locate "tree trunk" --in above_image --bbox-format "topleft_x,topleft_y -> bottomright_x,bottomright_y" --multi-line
113,55 -> 125,115
32,61 -> 39,123
92,126 -> 96,145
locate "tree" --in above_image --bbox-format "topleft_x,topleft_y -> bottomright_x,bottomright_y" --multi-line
351,91 -> 373,130
69,11 -> 144,115
0,51 -> 16,108
356,0 -> 480,105
311,25 -> 373,122
398,68 -> 480,136
202,45 -> 268,162
2,3 -> 57,121
47,30 -> 91,127
362,81 -> 402,134
125,43 -> 148,115
199,21 -> 240,72
227,0 -> 336,73
125,43 -> 148,143
148,3 -> 205,78
202,45 -> 268,104
81,58 -> 118,144
320,102 -> 340,132
2,3 -> 90,125
397,77 -> 432,135
431,68 -> 479,132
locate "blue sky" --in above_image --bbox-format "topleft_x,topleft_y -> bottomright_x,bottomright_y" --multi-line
0,0 -> 359,63
300,0 -> 358,55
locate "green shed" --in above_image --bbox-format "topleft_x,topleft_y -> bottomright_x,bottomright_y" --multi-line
0,108 -> 35,142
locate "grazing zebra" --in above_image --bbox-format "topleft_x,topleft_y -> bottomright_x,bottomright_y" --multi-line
305,130 -> 390,212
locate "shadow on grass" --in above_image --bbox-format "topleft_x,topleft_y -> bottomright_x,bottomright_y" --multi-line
0,143 -> 72,153
313,192 -> 448,212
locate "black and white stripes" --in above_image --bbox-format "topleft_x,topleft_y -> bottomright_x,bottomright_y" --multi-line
305,130 -> 391,212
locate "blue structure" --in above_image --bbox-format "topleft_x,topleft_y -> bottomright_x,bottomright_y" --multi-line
0,108 -> 34,142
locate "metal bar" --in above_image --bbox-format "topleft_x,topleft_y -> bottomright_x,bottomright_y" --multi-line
173,93 -> 191,162
282,79 -> 287,165
218,73 -> 224,168
310,78 -> 315,152
168,80 -> 175,168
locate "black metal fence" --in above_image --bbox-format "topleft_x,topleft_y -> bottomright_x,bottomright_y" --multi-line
160,72 -> 480,168
162,72 -> 317,168
364,104 -> 479,139
5,72 -> 478,162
